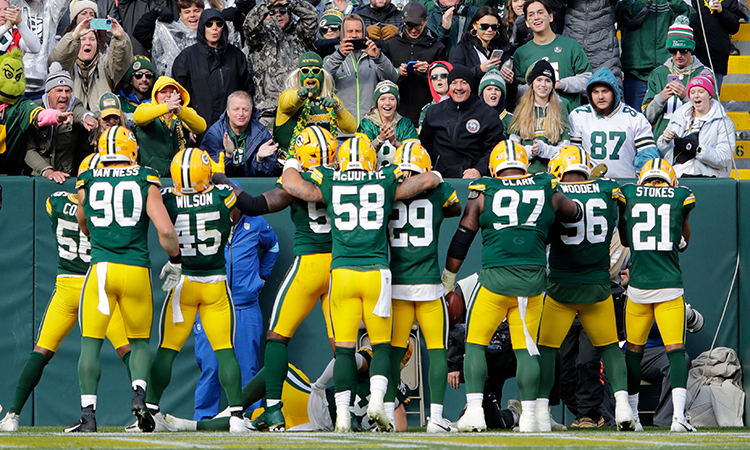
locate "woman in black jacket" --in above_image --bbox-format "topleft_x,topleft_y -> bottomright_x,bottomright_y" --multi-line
449,6 -> 510,88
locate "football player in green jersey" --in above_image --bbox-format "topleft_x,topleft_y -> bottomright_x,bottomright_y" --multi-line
615,158 -> 697,432
140,148 -> 248,433
385,140 -> 461,433
281,136 -> 443,433
536,146 -> 635,432
0,154 -> 131,432
72,126 -> 181,433
253,126 -> 338,432
442,139 -> 581,432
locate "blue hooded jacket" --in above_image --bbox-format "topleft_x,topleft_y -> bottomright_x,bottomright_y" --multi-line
203,107 -> 276,177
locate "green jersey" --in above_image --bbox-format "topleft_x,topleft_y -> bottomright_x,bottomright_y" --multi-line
616,183 -> 696,290
469,173 -> 557,269
46,191 -> 90,276
310,165 -> 403,270
548,179 -> 620,286
161,185 -> 237,276
388,182 -> 459,285
276,172 -> 332,256
513,35 -> 592,109
0,98 -> 43,174
76,165 -> 162,267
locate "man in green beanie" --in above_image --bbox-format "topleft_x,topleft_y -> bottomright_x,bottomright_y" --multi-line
118,55 -> 155,126
273,51 -> 357,162
642,16 -> 706,139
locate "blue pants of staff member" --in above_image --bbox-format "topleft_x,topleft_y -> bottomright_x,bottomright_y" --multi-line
193,305 -> 263,421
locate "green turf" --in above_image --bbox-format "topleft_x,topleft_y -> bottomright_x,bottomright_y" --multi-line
1,427 -> 749,449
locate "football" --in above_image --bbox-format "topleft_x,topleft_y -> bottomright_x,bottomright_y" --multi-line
446,291 -> 464,327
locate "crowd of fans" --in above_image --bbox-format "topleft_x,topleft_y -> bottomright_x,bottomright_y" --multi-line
0,0 -> 744,180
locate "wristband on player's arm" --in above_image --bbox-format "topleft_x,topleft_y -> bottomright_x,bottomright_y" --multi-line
571,200 -> 583,223
169,253 -> 183,264
235,191 -> 269,216
447,225 -> 477,261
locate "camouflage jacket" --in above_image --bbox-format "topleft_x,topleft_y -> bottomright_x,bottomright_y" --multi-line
243,0 -> 318,121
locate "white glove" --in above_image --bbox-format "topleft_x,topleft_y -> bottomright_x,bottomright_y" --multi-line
441,268 -> 456,293
160,261 -> 182,291
283,157 -> 302,172
311,382 -> 328,406
431,170 -> 443,184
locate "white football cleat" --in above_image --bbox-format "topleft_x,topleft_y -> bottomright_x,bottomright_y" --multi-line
334,405 -> 351,433
518,409 -> 537,432
615,399 -> 636,431
153,412 -> 178,432
670,416 -> 696,432
124,419 -> 141,432
535,402 -> 551,432
426,417 -> 456,433
229,416 -> 255,433
165,414 -> 197,431
214,407 -> 231,418
367,397 -> 393,432
457,405 -> 486,432
0,412 -> 19,432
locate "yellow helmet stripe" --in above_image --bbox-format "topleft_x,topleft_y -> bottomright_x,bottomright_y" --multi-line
181,148 -> 194,191
310,126 -> 328,166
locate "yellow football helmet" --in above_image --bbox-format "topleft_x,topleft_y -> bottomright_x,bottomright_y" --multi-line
171,148 -> 213,194
78,152 -> 102,176
638,158 -> 678,186
548,145 -> 591,179
294,126 -> 337,170
489,139 -> 528,177
394,139 -> 431,174
337,136 -> 377,172
98,125 -> 138,164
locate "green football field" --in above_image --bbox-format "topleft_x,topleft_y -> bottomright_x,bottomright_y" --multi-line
2,428 -> 750,449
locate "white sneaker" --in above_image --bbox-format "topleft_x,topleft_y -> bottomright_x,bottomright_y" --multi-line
535,402 -> 551,432
367,398 -> 393,432
456,404 -> 486,432
426,417 -> 456,433
214,407 -> 231,418
671,416 -> 696,432
518,409 -> 537,432
165,414 -> 197,431
153,412 -> 178,432
229,416 -> 255,433
125,419 -> 141,432
0,412 -> 19,432
334,406 -> 351,433
615,398 -> 636,431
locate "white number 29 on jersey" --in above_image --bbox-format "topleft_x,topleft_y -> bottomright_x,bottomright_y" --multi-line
388,199 -> 433,247
560,198 -> 608,245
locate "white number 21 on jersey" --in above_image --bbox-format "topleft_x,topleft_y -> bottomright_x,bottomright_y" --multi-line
632,203 -> 673,251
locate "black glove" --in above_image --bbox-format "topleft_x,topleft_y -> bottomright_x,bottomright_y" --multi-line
222,6 -> 238,22
158,5 -> 175,22
673,132 -> 700,165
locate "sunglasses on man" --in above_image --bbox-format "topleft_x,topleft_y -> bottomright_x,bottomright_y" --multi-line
430,73 -> 448,80
269,7 -> 288,16
133,71 -> 154,80
300,67 -> 322,75
669,48 -> 690,55
320,25 -> 340,33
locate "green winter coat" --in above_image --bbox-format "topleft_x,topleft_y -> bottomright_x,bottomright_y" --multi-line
642,57 -> 705,138
357,107 -> 418,167
615,0 -> 695,79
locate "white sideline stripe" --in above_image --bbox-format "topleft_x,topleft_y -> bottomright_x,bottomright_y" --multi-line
76,436 -> 216,449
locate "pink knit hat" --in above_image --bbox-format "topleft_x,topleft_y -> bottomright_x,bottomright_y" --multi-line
687,75 -> 714,99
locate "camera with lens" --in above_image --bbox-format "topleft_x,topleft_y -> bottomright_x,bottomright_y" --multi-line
686,303 -> 704,333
